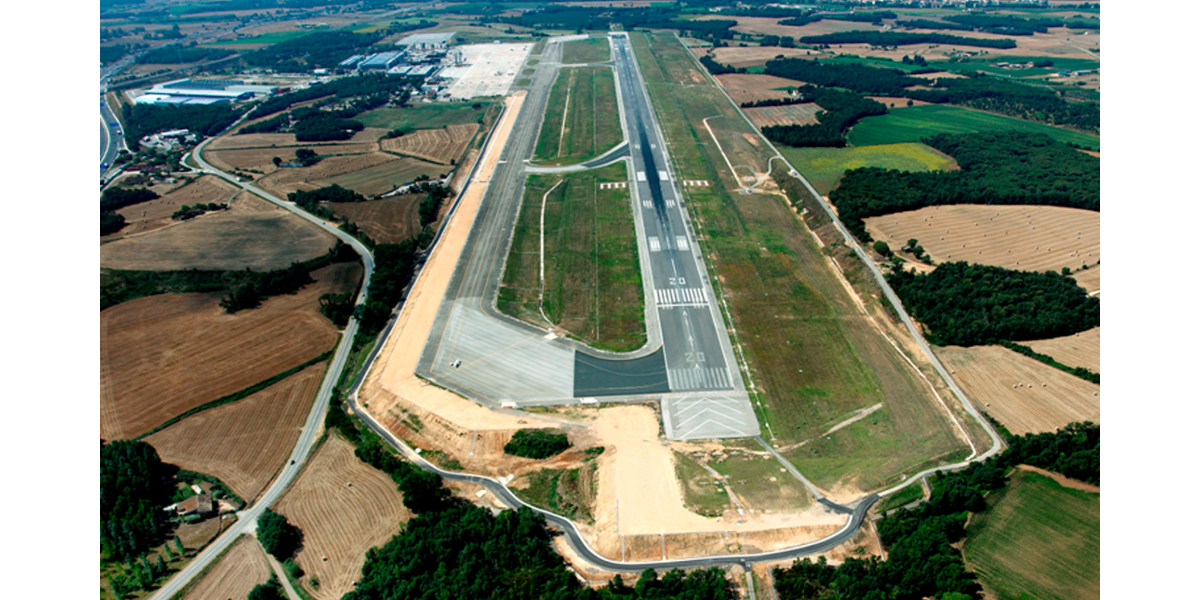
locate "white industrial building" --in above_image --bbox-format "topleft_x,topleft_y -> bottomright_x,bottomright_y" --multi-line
134,78 -> 271,105
396,31 -> 455,50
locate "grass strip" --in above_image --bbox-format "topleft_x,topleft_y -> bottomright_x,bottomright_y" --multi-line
135,350 -> 333,440
998,340 -> 1099,384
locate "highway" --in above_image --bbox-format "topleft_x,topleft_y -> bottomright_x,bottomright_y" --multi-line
145,119 -> 375,600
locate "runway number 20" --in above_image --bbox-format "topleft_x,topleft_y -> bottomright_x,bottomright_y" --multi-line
669,277 -> 686,285
686,352 -> 706,363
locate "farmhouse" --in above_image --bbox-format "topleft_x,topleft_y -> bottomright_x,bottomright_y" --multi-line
173,493 -> 215,518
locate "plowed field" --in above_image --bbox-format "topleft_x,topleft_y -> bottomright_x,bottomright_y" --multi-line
743,103 -> 822,129
105,176 -> 239,240
863,205 -> 1100,292
380,123 -> 478,165
327,194 -> 423,244
1026,327 -> 1100,373
100,192 -> 337,271
180,535 -> 271,600
275,434 -> 411,600
145,362 -> 327,502
936,344 -> 1099,436
697,46 -> 813,68
716,73 -> 805,91
100,263 -> 360,440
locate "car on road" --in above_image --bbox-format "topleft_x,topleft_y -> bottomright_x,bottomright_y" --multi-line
101,162 -> 108,169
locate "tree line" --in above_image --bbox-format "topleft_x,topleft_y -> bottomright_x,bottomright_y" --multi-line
774,421 -> 1098,599
998,340 -> 1100,384
740,96 -> 809,109
904,74 -> 1099,132
252,72 -> 417,120
135,45 -> 235,65
244,29 -> 383,72
885,261 -> 1100,346
800,30 -> 1018,49
101,186 -> 161,235
764,57 -> 922,95
828,131 -> 1099,240
699,55 -> 742,75
354,240 -> 420,346
762,86 -> 887,147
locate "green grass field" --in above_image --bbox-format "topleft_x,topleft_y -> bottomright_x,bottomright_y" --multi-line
964,469 -> 1099,600
779,143 -> 959,195
633,31 -> 969,492
497,163 -> 646,352
561,37 -> 611,64
674,452 -> 731,517
532,67 -> 622,166
210,30 -> 309,45
849,104 -> 1100,150
356,102 -> 494,131
705,445 -> 812,512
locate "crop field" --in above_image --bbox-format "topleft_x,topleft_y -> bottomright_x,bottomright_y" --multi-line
848,104 -> 1100,150
936,344 -> 1099,436
780,143 -> 959,195
380,123 -> 478,165
257,152 -> 443,198
963,469 -> 1099,600
532,66 -> 622,166
497,163 -> 647,352
106,176 -> 238,240
742,103 -> 822,129
561,37 -> 611,63
145,362 -> 326,502
715,73 -> 798,106
179,535 -> 272,600
100,263 -> 360,440
100,192 -> 336,272
700,46 -> 812,68
862,205 -> 1100,290
356,101 -> 494,131
275,434 -> 411,600
1025,327 -> 1100,374
327,193 -> 423,244
633,30 -> 969,493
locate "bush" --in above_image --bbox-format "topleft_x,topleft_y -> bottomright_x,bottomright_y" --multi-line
872,240 -> 892,257
504,429 -> 571,459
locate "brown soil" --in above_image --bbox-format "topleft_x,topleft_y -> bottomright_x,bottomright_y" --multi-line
381,123 -> 479,165
716,73 -> 804,91
275,434 -> 412,600
699,46 -> 815,68
328,194 -> 424,244
104,176 -> 239,241
867,96 -> 932,107
743,104 -> 822,129
1026,327 -> 1099,373
450,148 -> 480,193
144,362 -> 327,503
724,88 -> 791,106
100,192 -> 337,271
179,535 -> 271,600
863,205 -> 1100,292
257,151 -> 404,198
936,345 -> 1099,436
100,263 -> 360,440
208,127 -> 386,151
1014,464 -> 1099,493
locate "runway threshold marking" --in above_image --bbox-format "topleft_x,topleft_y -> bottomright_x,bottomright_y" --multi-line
648,236 -> 661,252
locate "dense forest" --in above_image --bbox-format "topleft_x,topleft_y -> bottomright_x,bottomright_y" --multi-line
244,30 -> 383,72
824,11 -> 897,23
415,181 -> 453,227
829,131 -> 1099,240
101,441 -> 176,561
135,45 -> 235,64
101,186 -> 160,212
775,422 -> 1098,599
762,87 -> 886,147
905,75 -> 1100,132
885,262 -> 1100,346
253,72 -> 416,119
800,30 -> 1018,49
122,102 -> 244,146
764,57 -> 921,95
504,429 -> 572,459
699,55 -> 742,75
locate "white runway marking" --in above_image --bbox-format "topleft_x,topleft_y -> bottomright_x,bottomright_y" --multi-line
648,236 -> 661,252
659,170 -> 669,181
642,200 -> 652,208
654,287 -> 707,308
675,235 -> 689,250
667,368 -> 732,391
636,171 -> 647,182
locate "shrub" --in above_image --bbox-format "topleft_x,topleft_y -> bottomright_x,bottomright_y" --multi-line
504,429 -> 571,459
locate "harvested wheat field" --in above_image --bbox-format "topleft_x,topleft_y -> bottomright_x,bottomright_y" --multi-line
100,263 -> 360,440
208,127 -> 386,151
381,123 -> 478,165
867,96 -> 932,108
180,535 -> 272,600
276,434 -> 411,600
100,192 -> 336,271
1026,327 -> 1100,374
105,176 -> 240,241
258,152 -> 443,198
743,103 -> 823,129
717,73 -> 804,91
145,362 -> 327,502
937,345 -> 1099,436
863,205 -> 1100,292
696,46 -> 814,68
327,194 -> 423,244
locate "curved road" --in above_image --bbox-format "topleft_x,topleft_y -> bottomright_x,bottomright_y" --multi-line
146,121 -> 375,600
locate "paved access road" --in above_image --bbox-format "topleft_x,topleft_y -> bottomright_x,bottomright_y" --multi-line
145,129 -> 375,600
